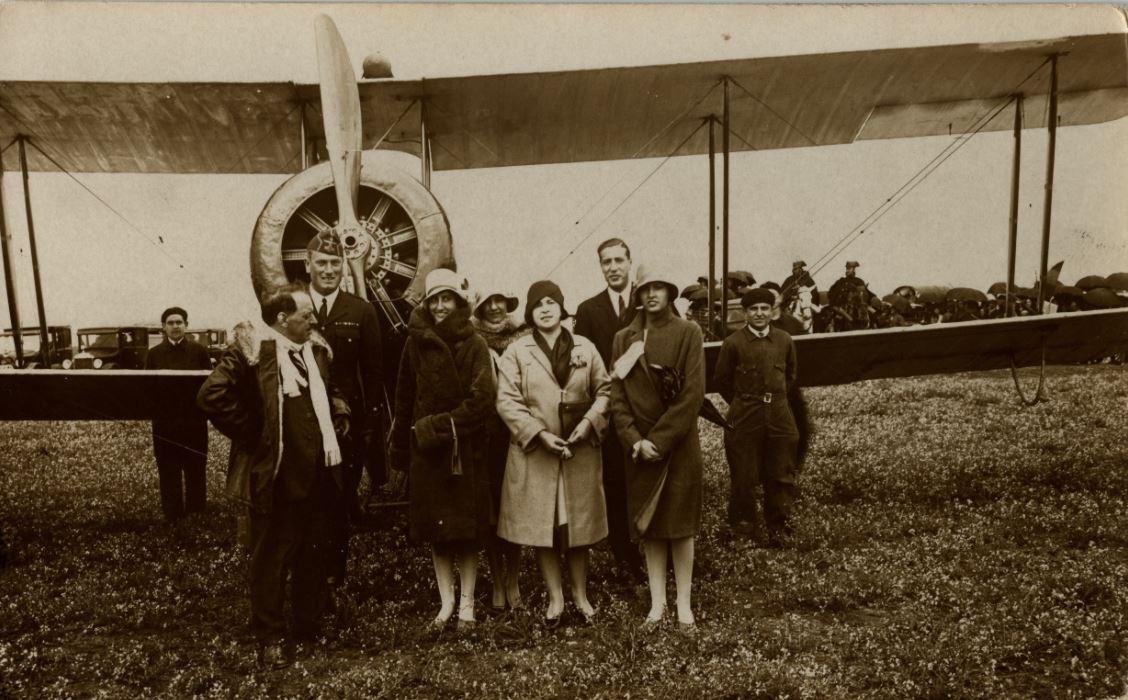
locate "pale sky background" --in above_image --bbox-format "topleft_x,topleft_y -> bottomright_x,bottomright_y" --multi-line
0,2 -> 1126,331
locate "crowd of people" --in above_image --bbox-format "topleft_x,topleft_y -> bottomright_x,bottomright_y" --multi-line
145,238 -> 1123,669
182,234 -> 803,669
683,259 -> 1128,338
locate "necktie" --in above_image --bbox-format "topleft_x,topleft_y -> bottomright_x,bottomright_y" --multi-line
617,294 -> 626,324
289,350 -> 308,380
318,297 -> 328,325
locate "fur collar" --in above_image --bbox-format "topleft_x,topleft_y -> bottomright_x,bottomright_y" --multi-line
231,320 -> 333,365
408,304 -> 475,347
472,316 -> 529,354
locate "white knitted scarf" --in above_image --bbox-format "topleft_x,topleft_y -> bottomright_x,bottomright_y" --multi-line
268,327 -> 342,467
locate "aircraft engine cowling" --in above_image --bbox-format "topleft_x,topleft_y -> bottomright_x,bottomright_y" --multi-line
250,151 -> 453,333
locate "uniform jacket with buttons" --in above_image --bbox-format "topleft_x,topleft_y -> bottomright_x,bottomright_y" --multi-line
312,290 -> 383,413
712,325 -> 799,436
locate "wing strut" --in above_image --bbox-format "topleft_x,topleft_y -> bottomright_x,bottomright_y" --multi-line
707,115 -> 717,338
18,137 -> 51,365
1037,55 -> 1060,313
721,77 -> 731,324
1005,94 -> 1023,318
1010,54 -> 1060,406
0,152 -> 23,366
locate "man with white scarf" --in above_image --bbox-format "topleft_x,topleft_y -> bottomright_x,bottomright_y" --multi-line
198,285 -> 350,669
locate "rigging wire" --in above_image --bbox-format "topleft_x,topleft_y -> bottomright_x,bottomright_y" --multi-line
25,140 -> 216,292
556,79 -> 722,236
544,118 -> 707,278
808,96 -> 1018,280
728,76 -> 819,147
802,57 -> 1053,280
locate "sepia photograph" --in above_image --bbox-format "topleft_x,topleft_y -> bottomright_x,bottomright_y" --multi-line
0,1 -> 1126,696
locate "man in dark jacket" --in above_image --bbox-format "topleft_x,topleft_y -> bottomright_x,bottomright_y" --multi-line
304,231 -> 383,590
145,306 -> 212,520
712,288 -> 800,547
573,237 -> 644,580
197,286 -> 349,668
781,260 -> 818,307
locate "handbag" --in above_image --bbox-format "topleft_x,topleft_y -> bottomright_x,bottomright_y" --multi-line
558,398 -> 594,441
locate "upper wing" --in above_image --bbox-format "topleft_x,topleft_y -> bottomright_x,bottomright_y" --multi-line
2,32 -> 1125,174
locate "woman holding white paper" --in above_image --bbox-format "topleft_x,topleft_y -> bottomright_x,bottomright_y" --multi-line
495,280 -> 611,626
609,263 -> 706,634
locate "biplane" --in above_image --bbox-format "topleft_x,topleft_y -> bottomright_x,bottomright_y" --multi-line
1,11 -> 1128,421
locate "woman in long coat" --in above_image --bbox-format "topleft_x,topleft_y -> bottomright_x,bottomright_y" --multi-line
391,269 -> 496,630
609,264 -> 705,633
471,287 -> 530,611
496,280 -> 610,625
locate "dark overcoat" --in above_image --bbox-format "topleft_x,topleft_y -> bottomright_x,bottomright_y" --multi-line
609,311 -> 705,540
145,338 -> 211,461
573,287 -> 637,369
196,334 -> 348,513
390,306 -> 496,544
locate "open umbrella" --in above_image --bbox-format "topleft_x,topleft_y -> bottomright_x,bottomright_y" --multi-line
882,294 -> 910,313
1083,288 -> 1124,308
726,270 -> 755,287
1076,275 -> 1109,290
685,287 -> 710,303
1051,285 -> 1084,301
986,281 -> 1008,297
915,286 -> 951,304
946,287 -> 988,303
1105,272 -> 1128,291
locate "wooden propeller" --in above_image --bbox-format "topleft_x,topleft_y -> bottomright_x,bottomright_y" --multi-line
314,14 -> 368,300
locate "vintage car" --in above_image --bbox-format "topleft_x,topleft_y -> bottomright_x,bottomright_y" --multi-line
0,326 -> 74,369
69,326 -> 152,370
183,328 -> 228,366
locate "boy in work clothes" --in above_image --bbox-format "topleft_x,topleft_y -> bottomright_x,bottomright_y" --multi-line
712,288 -> 800,547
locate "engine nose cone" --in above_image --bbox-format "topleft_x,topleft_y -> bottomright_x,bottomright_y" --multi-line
362,53 -> 393,79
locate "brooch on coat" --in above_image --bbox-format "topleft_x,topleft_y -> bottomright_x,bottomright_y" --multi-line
569,348 -> 588,369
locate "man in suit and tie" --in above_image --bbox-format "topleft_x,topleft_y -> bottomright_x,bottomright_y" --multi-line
573,237 -> 644,581
305,231 -> 384,595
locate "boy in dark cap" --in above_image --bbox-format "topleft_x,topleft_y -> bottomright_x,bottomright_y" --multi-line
712,288 -> 800,546
145,306 -> 213,520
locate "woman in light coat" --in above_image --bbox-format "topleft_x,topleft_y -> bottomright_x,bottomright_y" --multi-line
496,280 -> 610,625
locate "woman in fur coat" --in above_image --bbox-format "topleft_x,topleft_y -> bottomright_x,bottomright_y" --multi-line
390,269 -> 496,630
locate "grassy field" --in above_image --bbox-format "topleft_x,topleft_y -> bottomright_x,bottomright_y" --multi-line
1,365 -> 1126,698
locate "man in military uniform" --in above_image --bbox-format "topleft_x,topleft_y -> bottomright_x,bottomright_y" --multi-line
712,288 -> 800,547
144,306 -> 212,521
828,260 -> 875,307
304,231 -> 384,590
573,237 -> 644,581
781,260 -> 817,306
